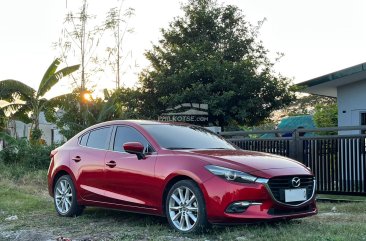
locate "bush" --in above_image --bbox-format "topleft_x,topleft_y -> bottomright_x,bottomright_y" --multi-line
313,103 -> 338,128
0,137 -> 57,171
313,103 -> 338,135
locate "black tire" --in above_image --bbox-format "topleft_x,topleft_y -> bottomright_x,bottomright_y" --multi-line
53,175 -> 84,217
165,180 -> 210,233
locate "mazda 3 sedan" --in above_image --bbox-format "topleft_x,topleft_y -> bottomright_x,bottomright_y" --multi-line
47,120 -> 317,233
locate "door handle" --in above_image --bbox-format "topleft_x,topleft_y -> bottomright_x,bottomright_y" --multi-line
72,156 -> 81,162
106,160 -> 116,168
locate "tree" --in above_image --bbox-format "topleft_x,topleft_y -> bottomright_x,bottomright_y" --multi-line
54,0 -> 104,91
138,0 -> 294,128
0,109 -> 7,132
53,0 -> 104,126
98,88 -> 142,120
105,3 -> 135,89
46,87 -> 141,139
271,93 -> 336,122
0,59 -> 79,140
313,103 -> 338,128
44,89 -> 86,140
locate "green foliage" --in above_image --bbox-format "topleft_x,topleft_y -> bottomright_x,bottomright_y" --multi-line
284,94 -> 336,116
45,89 -> 85,139
313,103 -> 338,128
138,0 -> 294,128
37,59 -> 80,98
0,109 -> 7,131
0,59 -> 79,140
0,138 -> 56,172
98,88 -> 142,121
45,87 -> 142,139
30,128 -> 43,144
0,132 -> 17,146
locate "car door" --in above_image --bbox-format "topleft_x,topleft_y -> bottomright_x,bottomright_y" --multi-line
104,125 -> 160,209
70,126 -> 112,202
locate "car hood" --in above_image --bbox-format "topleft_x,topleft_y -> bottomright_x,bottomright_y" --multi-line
185,149 -> 310,177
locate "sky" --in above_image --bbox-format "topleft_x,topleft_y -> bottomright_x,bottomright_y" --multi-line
0,0 -> 366,98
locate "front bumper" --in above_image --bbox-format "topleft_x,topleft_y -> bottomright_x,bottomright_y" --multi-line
201,176 -> 317,224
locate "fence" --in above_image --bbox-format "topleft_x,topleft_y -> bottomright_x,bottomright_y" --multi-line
221,126 -> 366,196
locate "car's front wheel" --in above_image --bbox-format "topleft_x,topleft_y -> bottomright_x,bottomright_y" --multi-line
54,175 -> 83,217
166,180 -> 209,233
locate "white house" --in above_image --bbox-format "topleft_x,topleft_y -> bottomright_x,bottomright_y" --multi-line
7,112 -> 66,145
298,63 -> 366,134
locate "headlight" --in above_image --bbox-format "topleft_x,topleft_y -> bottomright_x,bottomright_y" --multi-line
205,165 -> 257,183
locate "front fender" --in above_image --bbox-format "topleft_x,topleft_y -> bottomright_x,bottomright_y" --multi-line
154,154 -> 214,214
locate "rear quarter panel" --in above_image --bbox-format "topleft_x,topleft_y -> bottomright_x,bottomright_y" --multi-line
48,148 -> 70,192
48,143 -> 85,204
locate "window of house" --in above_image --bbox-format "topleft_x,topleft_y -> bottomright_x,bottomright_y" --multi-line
361,112 -> 366,134
51,129 -> 55,145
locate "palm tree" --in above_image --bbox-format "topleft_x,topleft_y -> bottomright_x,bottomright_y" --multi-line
0,59 -> 79,139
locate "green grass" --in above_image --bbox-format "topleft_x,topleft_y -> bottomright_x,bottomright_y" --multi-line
0,184 -> 49,213
1,170 -> 366,241
317,194 -> 366,202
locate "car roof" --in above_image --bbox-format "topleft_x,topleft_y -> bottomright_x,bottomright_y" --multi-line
84,119 -> 200,134
94,119 -> 192,126
69,120 -> 203,145
121,119 -> 163,125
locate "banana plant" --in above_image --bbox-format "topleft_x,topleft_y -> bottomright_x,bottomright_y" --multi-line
0,59 -> 79,139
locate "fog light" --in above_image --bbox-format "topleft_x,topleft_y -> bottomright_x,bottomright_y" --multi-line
226,201 -> 262,213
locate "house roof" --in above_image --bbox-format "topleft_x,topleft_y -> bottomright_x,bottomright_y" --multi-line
297,62 -> 366,97
261,115 -> 316,138
277,115 -> 316,130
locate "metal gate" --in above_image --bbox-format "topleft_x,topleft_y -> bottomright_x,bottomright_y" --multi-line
221,126 -> 366,195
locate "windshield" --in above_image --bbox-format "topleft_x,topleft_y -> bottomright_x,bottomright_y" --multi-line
143,124 -> 236,150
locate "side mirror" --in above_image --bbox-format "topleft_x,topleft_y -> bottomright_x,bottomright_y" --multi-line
123,142 -> 145,160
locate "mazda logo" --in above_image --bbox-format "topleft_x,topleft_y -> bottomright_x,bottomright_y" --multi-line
291,177 -> 301,188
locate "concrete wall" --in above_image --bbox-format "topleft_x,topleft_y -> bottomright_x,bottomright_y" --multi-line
338,79 -> 366,134
6,112 -> 66,145
38,123 -> 66,144
7,120 -> 28,139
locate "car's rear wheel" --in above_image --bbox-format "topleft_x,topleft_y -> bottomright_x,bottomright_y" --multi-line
166,180 -> 209,233
54,175 -> 83,217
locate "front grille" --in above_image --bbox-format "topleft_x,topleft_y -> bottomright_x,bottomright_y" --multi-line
267,175 -> 315,205
268,204 -> 313,216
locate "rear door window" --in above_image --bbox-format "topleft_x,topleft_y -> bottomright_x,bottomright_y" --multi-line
86,127 -> 112,150
79,132 -> 89,146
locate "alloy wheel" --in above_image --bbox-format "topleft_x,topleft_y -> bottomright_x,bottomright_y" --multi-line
168,186 -> 199,231
55,179 -> 73,214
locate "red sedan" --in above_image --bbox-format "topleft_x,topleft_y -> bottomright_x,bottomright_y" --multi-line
47,120 -> 317,233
